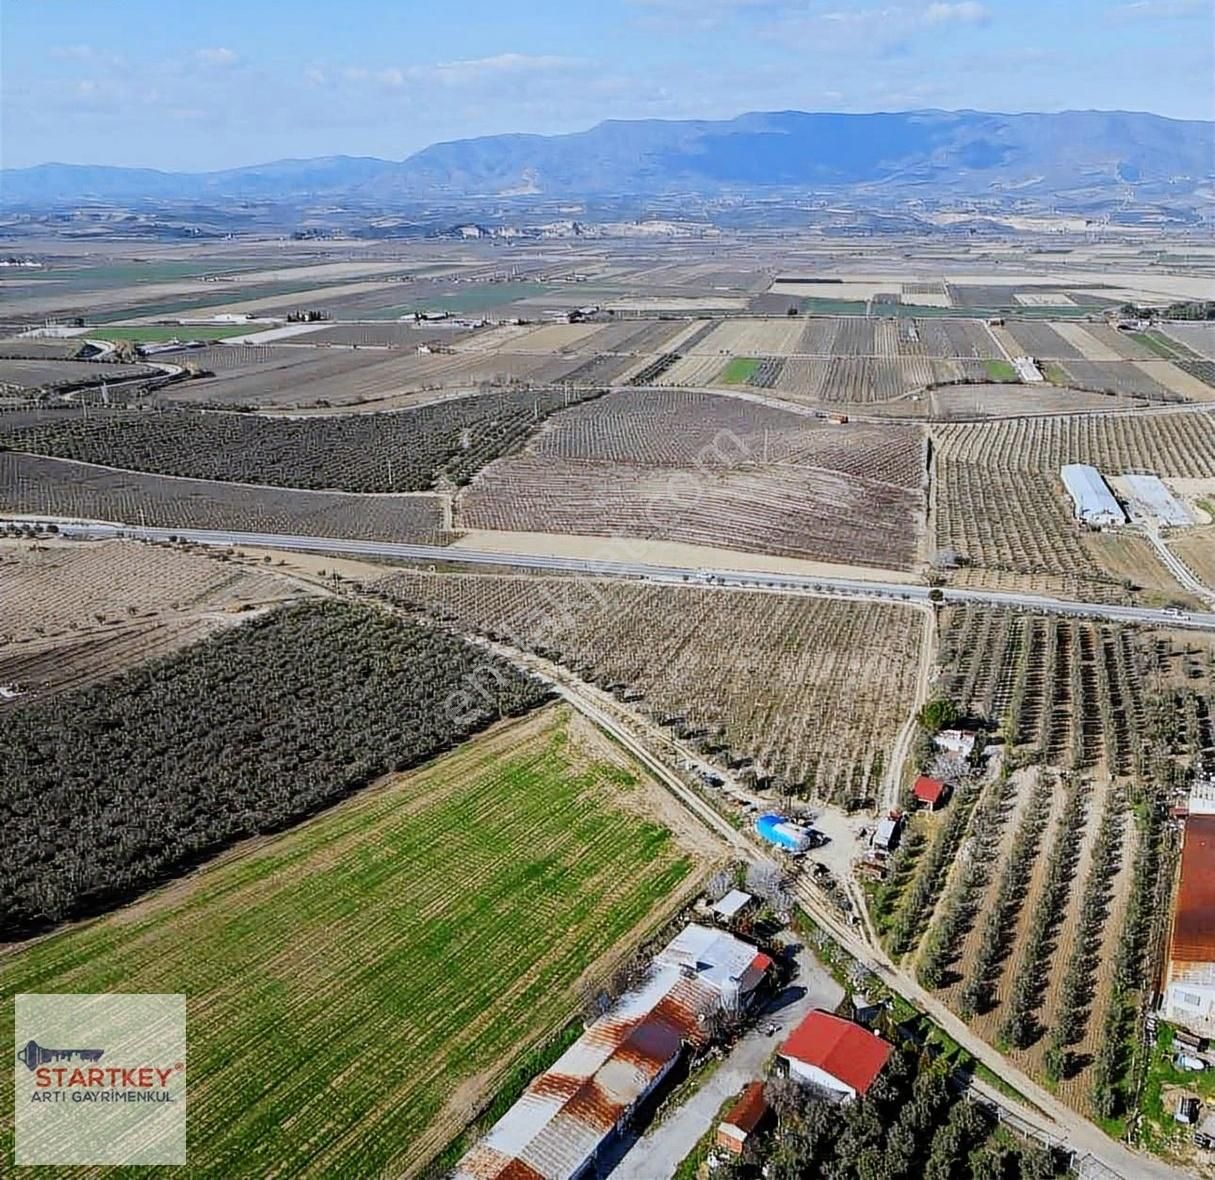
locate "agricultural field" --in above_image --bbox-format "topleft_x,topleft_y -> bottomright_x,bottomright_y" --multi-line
0,358 -> 155,393
0,598 -> 549,934
86,324 -> 256,344
156,346 -> 577,411
1162,323 -> 1215,360
1,387 -> 605,493
1169,529 -> 1215,590
0,338 -> 86,360
931,411 -> 1215,600
878,613 -> 1212,1122
0,452 -> 451,542
381,571 -> 925,800
457,387 -> 924,566
928,383 -> 1134,420
288,321 -> 440,347
0,704 -> 707,1177
936,605 -> 1148,774
0,538 -> 299,645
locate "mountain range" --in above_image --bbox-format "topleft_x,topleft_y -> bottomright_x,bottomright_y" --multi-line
3,109 -> 1211,209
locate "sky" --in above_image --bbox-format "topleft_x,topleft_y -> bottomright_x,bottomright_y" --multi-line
2,0 -> 1211,171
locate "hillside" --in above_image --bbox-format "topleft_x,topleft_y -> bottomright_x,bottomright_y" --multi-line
3,108 -> 1210,209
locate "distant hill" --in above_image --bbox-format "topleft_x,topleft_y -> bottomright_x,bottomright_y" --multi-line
3,109 -> 1211,208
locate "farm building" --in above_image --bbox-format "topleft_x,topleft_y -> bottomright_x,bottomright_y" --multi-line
777,1010 -> 892,1101
716,1080 -> 770,1157
1117,474 -> 1192,528
453,924 -> 772,1180
873,814 -> 902,852
912,776 -> 949,810
1163,815 -> 1215,1037
755,813 -> 814,854
712,889 -> 756,925
934,729 -> 977,758
1060,464 -> 1126,528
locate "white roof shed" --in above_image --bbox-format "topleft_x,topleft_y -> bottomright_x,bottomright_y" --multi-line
1061,464 -> 1126,527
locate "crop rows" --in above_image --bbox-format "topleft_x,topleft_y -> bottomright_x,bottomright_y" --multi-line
932,411 -> 1215,597
886,772 -> 986,956
460,454 -> 921,567
1,387 -> 605,493
1056,360 -> 1179,402
1179,360 -> 1215,388
956,773 -> 1056,1017
523,387 -> 924,484
745,357 -> 786,388
935,411 -> 1215,476
0,539 -> 296,644
0,452 -> 450,542
1045,786 -> 1128,1079
999,777 -> 1090,1049
379,571 -> 924,799
627,352 -> 682,385
916,770 -> 1021,989
0,705 -> 694,1177
938,606 -> 1146,775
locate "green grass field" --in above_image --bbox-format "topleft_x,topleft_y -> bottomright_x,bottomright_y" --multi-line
85,324 -> 257,343
984,359 -> 1018,381
718,356 -> 761,384
363,282 -> 558,319
0,705 -> 700,1178
1131,330 -> 1198,361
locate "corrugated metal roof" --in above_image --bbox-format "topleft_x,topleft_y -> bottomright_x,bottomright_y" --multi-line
1060,464 -> 1126,525
454,925 -> 768,1180
1172,815 -> 1215,965
780,1010 -> 892,1096
712,889 -> 754,919
721,1080 -> 768,1133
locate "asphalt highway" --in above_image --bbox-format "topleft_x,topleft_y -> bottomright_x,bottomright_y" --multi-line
34,517 -> 1215,632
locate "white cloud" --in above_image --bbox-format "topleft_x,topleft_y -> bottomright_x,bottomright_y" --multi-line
923,1 -> 989,23
194,47 -> 238,67
429,53 -> 580,81
1117,0 -> 1205,16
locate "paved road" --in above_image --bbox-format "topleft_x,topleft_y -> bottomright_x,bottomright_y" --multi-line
609,943 -> 844,1180
24,518 -> 1215,632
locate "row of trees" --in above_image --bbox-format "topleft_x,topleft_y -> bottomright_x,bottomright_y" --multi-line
0,600 -> 549,937
917,769 -> 1018,990
958,773 -> 1054,1018
999,777 -> 1089,1050
887,772 -> 982,957
0,386 -> 606,494
1045,788 -> 1126,1081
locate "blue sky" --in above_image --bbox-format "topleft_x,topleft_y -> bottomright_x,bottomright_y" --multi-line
2,0 -> 1210,170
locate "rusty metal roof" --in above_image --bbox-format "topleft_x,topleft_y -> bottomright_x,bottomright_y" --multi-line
721,1080 -> 768,1134
454,925 -> 768,1180
1172,815 -> 1215,965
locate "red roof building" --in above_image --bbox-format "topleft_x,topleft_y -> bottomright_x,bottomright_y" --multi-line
715,1080 -> 769,1157
1164,815 -> 1215,1035
913,776 -> 947,809
778,1010 -> 892,1101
